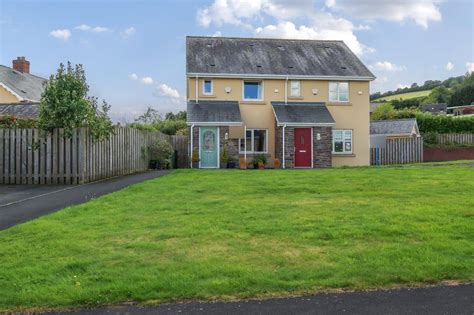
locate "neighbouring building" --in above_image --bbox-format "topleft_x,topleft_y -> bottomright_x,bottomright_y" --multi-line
447,105 -> 474,117
0,57 -> 46,118
370,118 -> 420,148
422,103 -> 447,115
186,36 -> 375,168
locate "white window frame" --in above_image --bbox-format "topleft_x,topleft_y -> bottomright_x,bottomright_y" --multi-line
329,82 -> 349,102
202,79 -> 213,95
290,80 -> 300,97
332,129 -> 353,154
242,80 -> 264,101
239,129 -> 268,153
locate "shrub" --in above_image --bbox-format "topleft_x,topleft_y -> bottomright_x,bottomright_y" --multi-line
0,115 -> 37,128
147,138 -> 174,169
416,113 -> 474,133
251,154 -> 267,166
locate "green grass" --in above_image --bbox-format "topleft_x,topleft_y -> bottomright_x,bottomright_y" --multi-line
1,166 -> 473,311
374,90 -> 432,102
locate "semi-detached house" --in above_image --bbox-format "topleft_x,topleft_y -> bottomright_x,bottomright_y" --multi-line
186,36 -> 375,168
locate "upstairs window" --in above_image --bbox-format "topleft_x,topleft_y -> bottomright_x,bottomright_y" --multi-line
329,82 -> 349,102
290,80 -> 300,97
203,79 -> 213,95
332,130 -> 352,154
243,81 -> 263,100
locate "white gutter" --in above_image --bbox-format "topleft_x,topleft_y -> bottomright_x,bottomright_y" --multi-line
276,122 -> 336,127
186,122 -> 243,126
190,124 -> 194,168
282,124 -> 286,169
187,73 -> 376,81
285,76 -> 288,104
195,75 -> 198,103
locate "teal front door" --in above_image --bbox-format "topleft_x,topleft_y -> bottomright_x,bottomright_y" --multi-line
200,127 -> 219,168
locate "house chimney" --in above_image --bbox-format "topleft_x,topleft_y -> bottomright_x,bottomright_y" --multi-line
12,56 -> 30,73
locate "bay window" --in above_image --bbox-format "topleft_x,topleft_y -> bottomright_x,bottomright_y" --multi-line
329,82 -> 349,102
332,130 -> 352,154
239,129 -> 267,153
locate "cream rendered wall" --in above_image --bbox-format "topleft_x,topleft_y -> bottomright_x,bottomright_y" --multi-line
188,77 -> 370,166
0,85 -> 20,103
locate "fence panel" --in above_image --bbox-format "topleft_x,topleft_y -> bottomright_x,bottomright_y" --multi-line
436,133 -> 474,145
0,127 -> 181,185
171,135 -> 189,168
370,137 -> 423,165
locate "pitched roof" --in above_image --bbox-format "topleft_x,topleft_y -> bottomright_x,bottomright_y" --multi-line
421,103 -> 447,113
187,100 -> 242,125
0,102 -> 39,118
186,36 -> 375,79
272,102 -> 335,126
370,119 -> 419,135
0,65 -> 47,102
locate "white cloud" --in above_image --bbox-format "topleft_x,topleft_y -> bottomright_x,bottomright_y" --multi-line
128,73 -> 138,80
373,76 -> 388,84
50,29 -> 71,41
197,0 -> 373,56
446,62 -> 454,71
396,83 -> 410,89
467,62 -> 474,73
212,31 -> 222,37
141,77 -> 154,85
157,84 -> 181,99
75,24 -> 110,33
121,27 -> 136,38
254,18 -> 372,56
325,0 -> 442,29
369,61 -> 406,72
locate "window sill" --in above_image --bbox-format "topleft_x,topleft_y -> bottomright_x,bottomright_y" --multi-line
240,100 -> 266,105
288,96 -> 304,100
327,102 -> 352,106
332,153 -> 356,157
200,94 -> 217,98
239,153 -> 270,156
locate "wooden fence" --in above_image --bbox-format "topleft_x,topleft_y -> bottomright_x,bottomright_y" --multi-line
0,127 -> 182,185
370,137 -> 423,165
436,133 -> 474,145
171,135 -> 189,168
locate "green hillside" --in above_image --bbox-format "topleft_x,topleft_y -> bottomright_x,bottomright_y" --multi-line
374,90 -> 432,102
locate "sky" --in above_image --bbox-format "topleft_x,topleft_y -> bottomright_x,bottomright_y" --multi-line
0,0 -> 473,121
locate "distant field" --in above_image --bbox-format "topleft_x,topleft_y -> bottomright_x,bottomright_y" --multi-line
374,90 -> 432,102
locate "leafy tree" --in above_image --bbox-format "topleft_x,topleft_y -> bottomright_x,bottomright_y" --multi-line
135,106 -> 162,124
38,62 -> 113,139
165,111 -> 186,121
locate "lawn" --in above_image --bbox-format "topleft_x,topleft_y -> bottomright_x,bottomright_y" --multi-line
1,166 -> 473,311
374,89 -> 432,102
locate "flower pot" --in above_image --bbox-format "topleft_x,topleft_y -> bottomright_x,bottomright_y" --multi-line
274,159 -> 281,169
239,157 -> 247,169
192,161 -> 200,169
258,162 -> 265,170
227,161 -> 236,169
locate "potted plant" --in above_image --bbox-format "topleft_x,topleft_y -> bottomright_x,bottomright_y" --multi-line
227,157 -> 237,169
252,154 -> 267,170
220,145 -> 229,169
192,147 -> 200,168
147,138 -> 174,170
274,158 -> 281,169
239,157 -> 247,169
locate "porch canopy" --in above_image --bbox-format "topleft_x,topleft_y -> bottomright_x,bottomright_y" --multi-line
187,100 -> 242,126
271,102 -> 335,126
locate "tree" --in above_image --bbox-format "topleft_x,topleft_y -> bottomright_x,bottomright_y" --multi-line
135,106 -> 162,124
38,62 -> 113,139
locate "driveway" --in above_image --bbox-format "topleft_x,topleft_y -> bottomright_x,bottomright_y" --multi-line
0,170 -> 169,231
44,284 -> 473,315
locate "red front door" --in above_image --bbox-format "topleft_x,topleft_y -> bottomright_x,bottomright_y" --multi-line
294,128 -> 312,168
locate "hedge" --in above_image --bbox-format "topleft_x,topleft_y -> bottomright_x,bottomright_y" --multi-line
0,115 -> 37,128
415,113 -> 474,133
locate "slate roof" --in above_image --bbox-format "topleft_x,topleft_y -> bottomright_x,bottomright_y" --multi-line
187,36 -> 375,79
272,102 -> 335,126
370,119 -> 419,135
187,100 -> 242,124
0,65 -> 47,102
422,103 -> 447,113
0,102 -> 40,118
